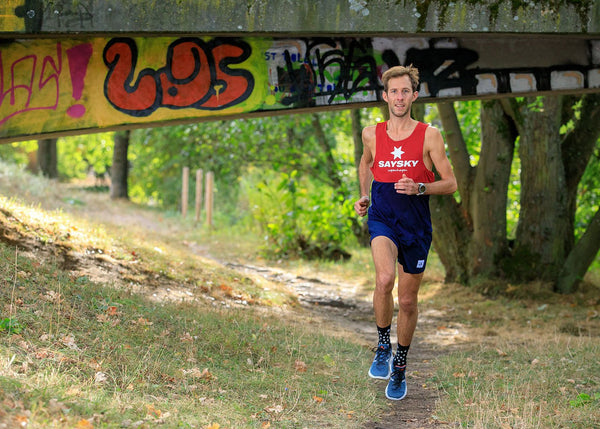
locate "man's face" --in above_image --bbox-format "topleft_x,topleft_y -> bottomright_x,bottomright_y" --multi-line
382,75 -> 418,118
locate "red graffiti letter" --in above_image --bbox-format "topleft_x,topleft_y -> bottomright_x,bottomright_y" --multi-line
103,38 -> 158,116
160,39 -> 212,108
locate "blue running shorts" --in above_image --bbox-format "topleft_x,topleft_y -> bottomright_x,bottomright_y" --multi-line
368,219 -> 431,274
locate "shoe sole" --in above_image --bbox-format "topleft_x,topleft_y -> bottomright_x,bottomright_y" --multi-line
368,370 -> 391,380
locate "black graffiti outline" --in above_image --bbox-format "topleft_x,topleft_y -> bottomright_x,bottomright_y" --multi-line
103,37 -> 255,117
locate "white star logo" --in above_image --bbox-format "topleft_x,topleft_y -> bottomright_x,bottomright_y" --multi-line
391,146 -> 404,159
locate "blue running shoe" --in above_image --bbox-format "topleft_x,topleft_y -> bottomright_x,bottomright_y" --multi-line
385,365 -> 407,400
368,344 -> 392,379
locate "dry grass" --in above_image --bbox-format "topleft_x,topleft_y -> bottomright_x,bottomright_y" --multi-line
1,161 -> 599,428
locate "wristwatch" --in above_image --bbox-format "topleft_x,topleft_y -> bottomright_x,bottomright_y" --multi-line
417,183 -> 426,196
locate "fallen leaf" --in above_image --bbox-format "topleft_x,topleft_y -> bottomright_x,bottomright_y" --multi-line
265,405 -> 284,414
313,396 -> 324,403
146,404 -> 162,418
180,332 -> 194,342
135,317 -> 153,326
94,372 -> 108,385
203,424 -> 220,429
295,360 -> 307,372
76,419 -> 94,429
182,367 -> 213,380
15,415 -> 28,426
96,314 -> 110,323
61,334 -> 80,350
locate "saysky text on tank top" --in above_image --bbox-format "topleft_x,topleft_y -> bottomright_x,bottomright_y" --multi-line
367,121 -> 435,247
371,121 -> 435,184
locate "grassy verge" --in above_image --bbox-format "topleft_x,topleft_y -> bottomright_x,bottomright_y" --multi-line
421,281 -> 600,428
0,242 -> 379,428
0,165 -> 383,427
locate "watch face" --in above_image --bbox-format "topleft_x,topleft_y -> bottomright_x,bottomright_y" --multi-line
419,184 -> 426,193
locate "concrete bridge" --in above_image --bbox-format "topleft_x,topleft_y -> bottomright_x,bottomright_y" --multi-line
0,0 -> 598,143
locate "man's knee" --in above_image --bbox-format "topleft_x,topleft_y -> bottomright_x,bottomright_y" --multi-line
398,295 -> 418,314
375,272 -> 395,293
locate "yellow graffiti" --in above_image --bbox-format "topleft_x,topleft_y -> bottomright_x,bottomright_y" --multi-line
0,1 -> 25,32
0,37 -> 272,143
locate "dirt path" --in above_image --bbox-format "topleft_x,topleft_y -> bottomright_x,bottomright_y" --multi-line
218,261 -> 453,429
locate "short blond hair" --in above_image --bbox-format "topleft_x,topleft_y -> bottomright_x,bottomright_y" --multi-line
382,65 -> 419,92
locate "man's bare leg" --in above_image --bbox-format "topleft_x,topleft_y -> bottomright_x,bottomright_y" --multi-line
396,267 -> 423,347
371,236 -> 398,328
385,266 -> 423,400
368,236 -> 398,379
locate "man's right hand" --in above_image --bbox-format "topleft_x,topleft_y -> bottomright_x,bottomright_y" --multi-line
354,196 -> 370,217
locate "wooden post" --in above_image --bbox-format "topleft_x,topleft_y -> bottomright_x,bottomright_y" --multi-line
205,171 -> 214,228
195,168 -> 203,222
181,166 -> 189,218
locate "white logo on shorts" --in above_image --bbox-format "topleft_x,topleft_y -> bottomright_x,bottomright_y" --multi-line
416,259 -> 425,269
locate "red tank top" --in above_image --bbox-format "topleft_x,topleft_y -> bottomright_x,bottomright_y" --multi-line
370,121 -> 435,184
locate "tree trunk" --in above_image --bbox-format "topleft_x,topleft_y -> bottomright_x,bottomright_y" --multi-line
434,102 -> 473,283
470,100 -> 515,277
431,95 -> 599,290
311,113 -> 341,190
351,108 -> 363,193
430,194 -> 471,283
110,131 -> 130,200
556,207 -> 600,293
512,96 -> 569,281
37,138 -> 58,178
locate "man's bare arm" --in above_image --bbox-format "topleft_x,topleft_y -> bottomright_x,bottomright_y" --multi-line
354,126 -> 376,217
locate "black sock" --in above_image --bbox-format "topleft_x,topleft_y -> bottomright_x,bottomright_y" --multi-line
394,344 -> 410,368
377,325 -> 391,346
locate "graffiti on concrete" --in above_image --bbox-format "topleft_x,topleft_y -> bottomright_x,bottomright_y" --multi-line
103,38 -> 254,117
0,36 -> 599,142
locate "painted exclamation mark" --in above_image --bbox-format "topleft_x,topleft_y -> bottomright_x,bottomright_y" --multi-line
66,43 -> 93,118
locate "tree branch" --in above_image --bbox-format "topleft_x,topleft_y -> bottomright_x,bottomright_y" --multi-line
437,102 -> 473,199
556,206 -> 600,293
561,93 -> 600,192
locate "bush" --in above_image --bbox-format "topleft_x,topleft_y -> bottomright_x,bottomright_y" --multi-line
242,169 -> 354,260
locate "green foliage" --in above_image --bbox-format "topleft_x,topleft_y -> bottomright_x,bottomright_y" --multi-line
0,317 -> 23,334
242,169 -> 354,260
453,100 -> 482,165
0,141 -> 37,166
58,133 -> 114,179
570,392 -> 600,408
575,140 -> 600,242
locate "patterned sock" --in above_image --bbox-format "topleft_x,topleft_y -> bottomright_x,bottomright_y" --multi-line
394,343 -> 410,368
377,325 -> 391,346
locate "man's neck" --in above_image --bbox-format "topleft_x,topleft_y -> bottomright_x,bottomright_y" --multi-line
387,114 -> 416,132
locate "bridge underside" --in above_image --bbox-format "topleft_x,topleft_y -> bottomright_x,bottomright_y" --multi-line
0,1 -> 598,143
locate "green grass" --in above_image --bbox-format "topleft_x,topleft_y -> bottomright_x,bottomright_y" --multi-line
0,242 -> 381,428
419,280 -> 600,428
1,159 -> 600,428
0,162 -> 384,427
432,337 -> 600,428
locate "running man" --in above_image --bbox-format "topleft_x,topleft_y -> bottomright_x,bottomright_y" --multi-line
354,65 -> 457,400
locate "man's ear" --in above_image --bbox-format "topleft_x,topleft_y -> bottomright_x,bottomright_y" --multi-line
382,90 -> 388,103
412,91 -> 419,102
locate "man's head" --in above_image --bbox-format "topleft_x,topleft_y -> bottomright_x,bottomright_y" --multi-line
382,65 -> 420,93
